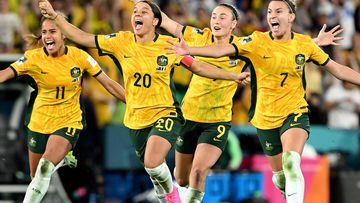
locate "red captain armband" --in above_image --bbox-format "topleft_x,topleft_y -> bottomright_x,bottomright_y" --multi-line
180,55 -> 194,68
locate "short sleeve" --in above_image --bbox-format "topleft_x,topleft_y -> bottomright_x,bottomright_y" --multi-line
81,50 -> 102,77
10,52 -> 31,77
231,32 -> 258,56
95,33 -> 119,56
308,40 -> 330,66
182,26 -> 212,46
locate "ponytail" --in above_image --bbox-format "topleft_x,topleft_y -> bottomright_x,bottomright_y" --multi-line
24,34 -> 42,50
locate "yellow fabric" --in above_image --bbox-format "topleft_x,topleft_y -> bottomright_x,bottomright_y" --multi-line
181,26 -> 246,122
96,32 -> 183,129
233,31 -> 329,129
10,46 -> 102,133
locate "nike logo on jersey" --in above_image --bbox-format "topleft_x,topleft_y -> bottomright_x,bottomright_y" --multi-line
124,55 -> 132,58
263,56 -> 272,59
290,123 -> 301,127
41,71 -> 48,74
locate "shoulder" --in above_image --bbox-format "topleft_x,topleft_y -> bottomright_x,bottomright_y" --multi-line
23,47 -> 44,59
293,32 -> 313,43
66,46 -> 88,57
158,33 -> 179,43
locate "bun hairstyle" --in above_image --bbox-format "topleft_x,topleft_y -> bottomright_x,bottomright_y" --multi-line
282,0 -> 297,14
219,3 -> 239,21
139,0 -> 162,28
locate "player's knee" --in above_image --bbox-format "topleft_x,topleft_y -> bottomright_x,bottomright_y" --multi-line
282,151 -> 302,180
190,166 -> 208,184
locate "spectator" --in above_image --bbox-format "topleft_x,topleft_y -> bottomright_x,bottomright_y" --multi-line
325,80 -> 360,129
0,0 -> 28,53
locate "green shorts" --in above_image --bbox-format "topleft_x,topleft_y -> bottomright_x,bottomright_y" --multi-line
176,120 -> 231,154
129,112 -> 185,162
27,127 -> 81,154
257,113 -> 310,156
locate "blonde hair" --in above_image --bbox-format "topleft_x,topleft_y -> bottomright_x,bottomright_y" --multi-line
24,12 -> 68,50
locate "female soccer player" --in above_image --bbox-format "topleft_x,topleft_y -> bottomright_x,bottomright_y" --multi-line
161,2 -> 342,202
167,1 -> 360,202
38,1 -> 250,202
0,14 -> 125,203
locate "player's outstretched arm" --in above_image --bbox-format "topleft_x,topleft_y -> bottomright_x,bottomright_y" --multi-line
161,11 -> 184,37
38,0 -> 96,48
0,68 -> 15,83
95,72 -> 126,103
167,35 -> 236,58
180,55 -> 250,84
314,24 -> 343,46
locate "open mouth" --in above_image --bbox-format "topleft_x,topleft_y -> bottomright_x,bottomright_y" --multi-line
271,21 -> 280,31
45,40 -> 55,50
135,20 -> 143,30
213,26 -> 221,31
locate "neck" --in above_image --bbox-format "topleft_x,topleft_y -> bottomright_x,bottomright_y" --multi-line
214,34 -> 232,45
273,30 -> 292,41
135,32 -> 156,43
50,45 -> 65,57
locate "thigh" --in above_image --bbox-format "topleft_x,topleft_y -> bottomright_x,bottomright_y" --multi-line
129,127 -> 152,163
198,122 -> 231,152
280,113 -> 310,154
27,128 -> 50,154
43,134 -> 72,166
257,128 -> 282,156
176,120 -> 199,154
192,143 -> 223,170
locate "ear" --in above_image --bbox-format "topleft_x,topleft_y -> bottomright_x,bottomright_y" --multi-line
153,18 -> 159,27
289,13 -> 295,23
231,20 -> 237,30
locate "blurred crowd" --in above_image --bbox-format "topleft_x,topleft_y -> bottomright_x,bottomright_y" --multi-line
1,0 -> 360,202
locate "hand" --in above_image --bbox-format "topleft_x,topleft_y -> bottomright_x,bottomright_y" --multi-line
236,72 -> 250,86
316,24 -> 343,46
166,33 -> 190,56
38,0 -> 57,19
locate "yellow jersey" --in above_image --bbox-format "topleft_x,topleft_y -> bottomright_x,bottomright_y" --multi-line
10,46 -> 102,134
181,26 -> 247,122
232,31 -> 329,129
96,32 -> 183,129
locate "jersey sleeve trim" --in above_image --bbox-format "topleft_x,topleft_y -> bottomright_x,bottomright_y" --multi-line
9,66 -> 18,77
320,57 -> 330,66
310,57 -> 330,66
93,70 -> 103,77
231,43 -> 239,57
95,35 -> 104,56
182,26 -> 187,35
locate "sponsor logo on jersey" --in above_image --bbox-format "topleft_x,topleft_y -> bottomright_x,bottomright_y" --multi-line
16,56 -> 27,65
70,67 -> 81,78
229,60 -> 238,66
87,56 -> 98,67
295,54 -> 305,65
240,36 -> 252,44
192,28 -> 204,35
105,33 -> 116,39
